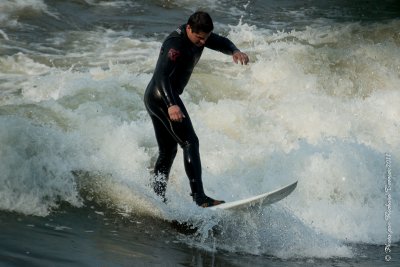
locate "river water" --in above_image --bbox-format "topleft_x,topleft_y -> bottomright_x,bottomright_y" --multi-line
0,0 -> 399,266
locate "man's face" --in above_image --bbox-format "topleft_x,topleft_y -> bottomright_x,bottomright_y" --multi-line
186,25 -> 211,47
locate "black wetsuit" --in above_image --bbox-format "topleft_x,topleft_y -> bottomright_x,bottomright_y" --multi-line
144,24 -> 239,205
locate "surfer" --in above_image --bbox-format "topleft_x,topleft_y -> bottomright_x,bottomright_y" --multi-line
144,11 -> 249,207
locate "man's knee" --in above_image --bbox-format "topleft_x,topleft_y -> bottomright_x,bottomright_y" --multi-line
160,144 -> 178,158
181,135 -> 199,150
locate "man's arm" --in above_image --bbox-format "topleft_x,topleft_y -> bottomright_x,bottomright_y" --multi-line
153,41 -> 186,122
205,33 -> 249,65
154,40 -> 183,107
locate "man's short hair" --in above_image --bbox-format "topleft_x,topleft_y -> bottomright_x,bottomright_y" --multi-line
187,11 -> 214,33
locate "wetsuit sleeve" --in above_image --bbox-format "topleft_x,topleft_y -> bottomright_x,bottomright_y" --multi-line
154,40 -> 182,107
205,32 -> 240,55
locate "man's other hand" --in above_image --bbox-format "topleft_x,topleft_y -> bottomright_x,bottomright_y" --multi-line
168,105 -> 186,122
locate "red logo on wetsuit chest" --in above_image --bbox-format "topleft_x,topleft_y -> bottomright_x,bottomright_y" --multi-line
168,48 -> 180,62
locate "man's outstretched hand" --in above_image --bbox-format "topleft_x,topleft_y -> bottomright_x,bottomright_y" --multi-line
233,51 -> 249,65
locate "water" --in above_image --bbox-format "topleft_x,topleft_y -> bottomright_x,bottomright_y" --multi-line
1,0 -> 400,266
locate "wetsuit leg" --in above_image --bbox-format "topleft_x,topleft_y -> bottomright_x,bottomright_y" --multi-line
183,141 -> 213,204
145,86 -> 206,199
150,115 -> 178,199
168,112 -> 206,200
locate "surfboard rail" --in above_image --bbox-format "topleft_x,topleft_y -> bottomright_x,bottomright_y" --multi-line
209,180 -> 298,211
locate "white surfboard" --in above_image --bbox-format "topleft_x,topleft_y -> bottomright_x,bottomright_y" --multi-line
209,181 -> 298,211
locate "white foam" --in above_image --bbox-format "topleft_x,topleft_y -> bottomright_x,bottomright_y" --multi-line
0,116 -> 83,216
0,0 -> 58,28
81,0 -> 139,8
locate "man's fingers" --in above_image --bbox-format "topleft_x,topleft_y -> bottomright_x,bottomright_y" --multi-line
175,114 -> 183,122
171,113 -> 180,122
168,105 -> 185,122
239,53 -> 249,65
233,52 -> 249,65
242,54 -> 249,65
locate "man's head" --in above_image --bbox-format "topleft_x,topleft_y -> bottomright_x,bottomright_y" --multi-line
186,11 -> 214,47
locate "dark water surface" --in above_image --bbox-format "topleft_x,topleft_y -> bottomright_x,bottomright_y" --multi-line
1,206 -> 399,267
